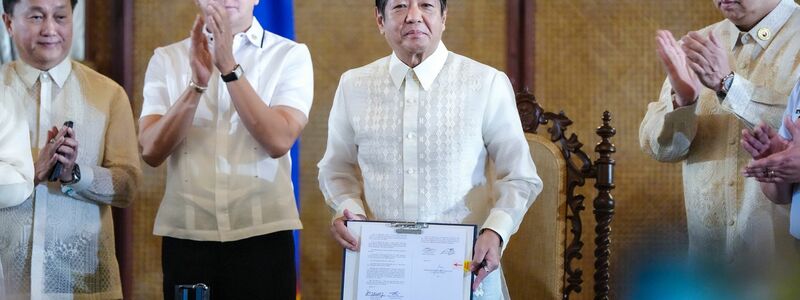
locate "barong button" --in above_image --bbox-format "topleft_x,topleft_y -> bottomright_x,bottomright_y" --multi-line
407,168 -> 415,174
728,181 -> 734,187
757,28 -> 771,41
728,219 -> 735,226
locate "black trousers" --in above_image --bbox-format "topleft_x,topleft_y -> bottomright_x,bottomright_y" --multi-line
162,231 -> 296,300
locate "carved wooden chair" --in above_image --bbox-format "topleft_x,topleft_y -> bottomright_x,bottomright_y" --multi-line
501,89 -> 616,300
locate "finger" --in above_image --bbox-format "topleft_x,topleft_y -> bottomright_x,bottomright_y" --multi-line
191,14 -> 204,40
688,31 -> 713,47
55,153 -> 73,166
209,2 -> 228,32
207,4 -> 224,35
471,248 -> 488,273
334,219 -> 359,250
343,209 -> 354,220
472,268 -> 489,291
54,126 -> 69,140
741,138 -> 761,157
56,145 -> 76,158
688,61 -> 705,76
684,51 -> 712,71
61,136 -> 79,149
708,31 -> 720,47
47,127 -> 58,140
681,37 -> 708,56
332,230 -> 356,250
330,223 -> 356,249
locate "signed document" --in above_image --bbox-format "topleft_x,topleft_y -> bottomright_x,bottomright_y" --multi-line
341,221 -> 476,300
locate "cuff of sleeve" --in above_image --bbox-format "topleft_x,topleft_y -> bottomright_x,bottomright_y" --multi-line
66,164 -> 94,193
332,198 -> 367,224
481,210 -> 515,251
724,73 -> 746,105
0,182 -> 32,209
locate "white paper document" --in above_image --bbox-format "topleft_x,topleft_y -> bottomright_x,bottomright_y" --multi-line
341,221 -> 476,300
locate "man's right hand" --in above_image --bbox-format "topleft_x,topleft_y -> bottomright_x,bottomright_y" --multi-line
742,121 -> 787,160
190,14 -> 213,87
330,209 -> 366,251
655,30 -> 701,107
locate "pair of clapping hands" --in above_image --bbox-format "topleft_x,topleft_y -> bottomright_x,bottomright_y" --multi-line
741,116 -> 800,183
34,124 -> 78,186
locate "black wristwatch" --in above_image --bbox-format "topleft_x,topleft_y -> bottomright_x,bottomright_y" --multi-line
221,64 -> 243,82
60,164 -> 81,185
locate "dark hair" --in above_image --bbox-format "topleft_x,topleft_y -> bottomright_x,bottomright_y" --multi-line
375,0 -> 447,16
3,0 -> 78,15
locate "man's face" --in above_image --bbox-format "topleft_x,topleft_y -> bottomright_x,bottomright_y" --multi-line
3,0 -> 73,70
714,0 -> 778,28
377,0 -> 447,59
196,0 -> 258,32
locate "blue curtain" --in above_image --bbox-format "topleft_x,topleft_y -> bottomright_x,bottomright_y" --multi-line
253,1 -> 302,297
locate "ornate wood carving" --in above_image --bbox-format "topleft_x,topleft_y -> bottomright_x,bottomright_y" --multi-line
516,89 -> 595,299
516,90 -> 617,299
593,112 -> 616,300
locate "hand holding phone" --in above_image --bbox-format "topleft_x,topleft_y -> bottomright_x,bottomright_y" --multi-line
49,121 -> 74,182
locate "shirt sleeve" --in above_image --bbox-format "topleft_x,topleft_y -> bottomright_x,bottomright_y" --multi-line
639,78 -> 700,163
317,72 -> 367,223
270,44 -> 314,118
480,71 -> 543,249
67,85 -> 142,208
0,96 -> 34,209
140,48 -> 171,118
724,73 -> 789,130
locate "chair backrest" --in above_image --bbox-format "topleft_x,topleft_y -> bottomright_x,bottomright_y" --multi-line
502,133 -> 567,299
502,89 -> 617,300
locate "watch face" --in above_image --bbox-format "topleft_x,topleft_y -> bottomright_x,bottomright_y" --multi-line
72,164 -> 81,182
222,64 -> 243,82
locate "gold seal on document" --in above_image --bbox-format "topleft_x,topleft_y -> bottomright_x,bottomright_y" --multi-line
757,28 -> 771,41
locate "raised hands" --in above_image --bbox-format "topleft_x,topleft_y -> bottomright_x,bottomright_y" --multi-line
189,1 -> 237,86
34,125 -> 79,185
681,31 -> 731,93
190,14 -> 213,87
655,30 -> 701,107
741,121 -> 787,160
744,116 -> 800,183
202,1 -> 237,75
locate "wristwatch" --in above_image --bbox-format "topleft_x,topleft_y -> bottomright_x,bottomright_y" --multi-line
60,164 -> 81,185
221,64 -> 243,82
717,72 -> 735,99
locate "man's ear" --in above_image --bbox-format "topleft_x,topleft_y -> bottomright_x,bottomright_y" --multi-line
442,9 -> 447,32
375,8 -> 385,34
3,14 -> 13,37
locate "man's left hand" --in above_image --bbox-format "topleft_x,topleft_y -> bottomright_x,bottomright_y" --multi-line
471,229 -> 502,291
681,31 -> 731,93
205,1 -> 237,74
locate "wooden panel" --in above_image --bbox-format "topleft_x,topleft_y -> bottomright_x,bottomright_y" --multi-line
533,1 -> 721,297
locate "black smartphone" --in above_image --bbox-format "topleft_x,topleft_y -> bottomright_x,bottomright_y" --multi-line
49,121 -> 74,182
